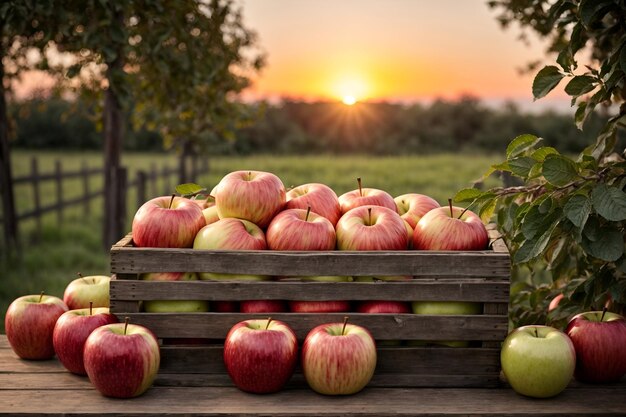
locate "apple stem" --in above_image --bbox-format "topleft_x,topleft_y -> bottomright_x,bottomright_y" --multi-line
38,291 -> 44,303
534,327 -> 538,338
368,207 -> 372,226
357,177 -> 363,197
168,194 -> 176,209
124,317 -> 130,335
305,206 -> 311,222
457,206 -> 470,220
265,317 -> 272,330
601,306 -> 607,322
248,171 -> 252,180
448,199 -> 453,218
341,316 -> 349,336
89,301 -> 93,316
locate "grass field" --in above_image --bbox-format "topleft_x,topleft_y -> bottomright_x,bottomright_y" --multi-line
1,150 -> 501,332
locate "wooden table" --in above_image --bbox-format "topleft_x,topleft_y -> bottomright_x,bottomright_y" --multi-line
1,335 -> 625,416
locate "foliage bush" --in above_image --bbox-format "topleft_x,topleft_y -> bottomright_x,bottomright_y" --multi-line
457,0 -> 626,328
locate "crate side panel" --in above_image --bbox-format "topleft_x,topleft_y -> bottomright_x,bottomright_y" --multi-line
110,248 -> 510,278
120,312 -> 508,341
109,280 -> 510,303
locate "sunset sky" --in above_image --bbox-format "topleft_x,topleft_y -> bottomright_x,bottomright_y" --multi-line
240,0 -> 569,110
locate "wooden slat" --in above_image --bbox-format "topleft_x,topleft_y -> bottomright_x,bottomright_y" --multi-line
116,313 -> 508,341
109,273 -> 141,313
0,373 -> 91,390
0,355 -> 66,373
483,303 -> 510,348
110,247 -> 510,278
110,280 -> 510,302
158,345 -> 500,376
2,385 -> 626,416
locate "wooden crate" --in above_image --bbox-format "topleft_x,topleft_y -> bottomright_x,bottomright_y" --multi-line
109,230 -> 510,388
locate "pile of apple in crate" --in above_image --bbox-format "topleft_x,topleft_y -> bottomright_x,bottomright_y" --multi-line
5,170 -> 626,400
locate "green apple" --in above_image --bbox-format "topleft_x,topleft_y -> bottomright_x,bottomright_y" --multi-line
501,325 -> 575,398
411,301 -> 482,347
143,300 -> 209,313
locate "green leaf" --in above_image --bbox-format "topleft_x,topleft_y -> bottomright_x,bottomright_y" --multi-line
564,75 -> 596,97
591,184 -> 626,221
563,194 -> 591,228
509,156 -> 537,178
532,66 -> 564,100
569,22 -> 585,56
556,47 -> 574,72
514,222 -> 558,264
581,227 -> 624,262
542,154 -> 578,186
479,197 -> 497,223
583,216 -> 601,242
531,146 -> 559,162
66,64 -> 82,79
579,0 -> 614,27
521,206 -> 544,240
506,134 -> 541,159
454,188 -> 483,203
175,183 -> 206,196
620,44 -> 626,75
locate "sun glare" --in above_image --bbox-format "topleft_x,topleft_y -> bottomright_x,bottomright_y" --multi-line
342,95 -> 357,105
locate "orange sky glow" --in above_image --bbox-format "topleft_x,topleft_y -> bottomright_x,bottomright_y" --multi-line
240,0 -> 569,109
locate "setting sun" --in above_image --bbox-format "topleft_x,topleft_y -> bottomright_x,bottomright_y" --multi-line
342,95 -> 357,105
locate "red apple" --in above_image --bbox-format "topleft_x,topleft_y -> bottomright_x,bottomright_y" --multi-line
53,305 -> 118,375
565,310 -> 626,383
224,318 -> 298,393
193,218 -> 269,281
336,205 -> 408,250
83,319 -> 160,398
139,272 -> 198,281
413,200 -> 488,251
356,300 -> 411,314
5,293 -> 68,360
338,177 -> 396,215
301,318 -> 377,395
215,170 -> 286,228
285,183 -> 341,226
132,195 -> 205,248
394,193 -> 440,229
288,300 -> 351,313
63,274 -> 111,309
266,208 -> 336,251
212,301 -> 240,312
548,293 -> 564,312
240,300 -> 288,313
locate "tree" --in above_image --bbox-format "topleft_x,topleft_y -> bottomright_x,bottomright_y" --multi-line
456,0 -> 626,326
3,0 -> 264,247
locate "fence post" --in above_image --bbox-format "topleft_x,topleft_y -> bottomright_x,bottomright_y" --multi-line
191,155 -> 198,183
31,157 -> 42,235
116,166 -> 127,241
163,165 -> 171,195
150,163 -> 157,198
82,161 -> 90,217
136,170 -> 147,210
55,160 -> 63,224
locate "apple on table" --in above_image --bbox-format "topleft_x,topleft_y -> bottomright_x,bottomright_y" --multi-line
214,170 -> 286,228
338,177 -> 397,215
84,318 -> 160,398
53,303 -> 118,375
285,183 -> 341,226
500,325 -> 575,398
63,273 -> 111,310
566,309 -> 626,383
5,293 -> 68,360
301,318 -> 377,395
132,195 -> 206,248
224,318 -> 298,394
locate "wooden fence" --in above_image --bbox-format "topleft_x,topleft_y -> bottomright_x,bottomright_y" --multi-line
1,156 -> 209,249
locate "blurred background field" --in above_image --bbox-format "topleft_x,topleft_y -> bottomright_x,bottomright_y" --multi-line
2,151 -> 499,333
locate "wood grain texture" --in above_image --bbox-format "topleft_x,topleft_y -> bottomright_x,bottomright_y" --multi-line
110,247 -> 511,277
110,280 -> 510,302
114,312 -> 508,341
